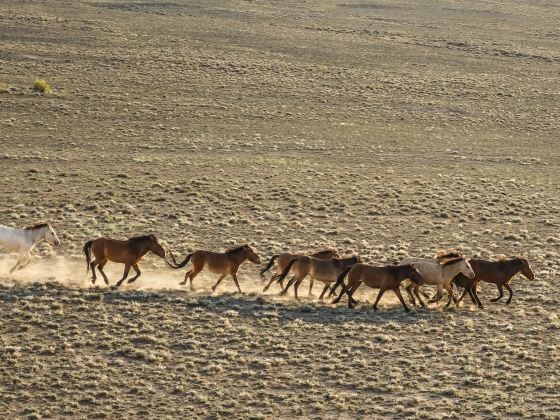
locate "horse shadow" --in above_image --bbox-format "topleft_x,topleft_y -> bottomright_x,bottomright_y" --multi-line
0,281 -> 484,327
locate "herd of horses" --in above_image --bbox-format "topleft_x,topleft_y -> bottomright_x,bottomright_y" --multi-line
0,222 -> 535,311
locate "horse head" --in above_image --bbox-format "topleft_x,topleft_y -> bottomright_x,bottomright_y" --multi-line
406,264 -> 424,286
516,256 -> 535,281
460,258 -> 476,279
244,245 -> 261,264
149,235 -> 166,258
44,224 -> 61,246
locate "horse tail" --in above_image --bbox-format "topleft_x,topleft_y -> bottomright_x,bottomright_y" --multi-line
167,252 -> 193,269
83,240 -> 93,272
276,257 -> 298,283
331,266 -> 352,296
260,255 -> 279,277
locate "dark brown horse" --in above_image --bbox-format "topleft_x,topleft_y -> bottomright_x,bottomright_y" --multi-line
167,244 -> 261,293
453,256 -> 535,308
332,263 -> 424,311
84,235 -> 166,287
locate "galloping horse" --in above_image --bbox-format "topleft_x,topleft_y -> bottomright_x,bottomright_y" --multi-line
400,257 -> 475,307
275,255 -> 361,299
453,257 -> 535,308
84,235 -> 166,287
401,250 -> 464,303
332,263 -> 424,311
167,244 -> 261,293
261,249 -> 340,294
0,222 -> 60,273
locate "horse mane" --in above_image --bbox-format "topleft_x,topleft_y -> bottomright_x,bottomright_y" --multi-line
23,222 -> 51,230
313,248 -> 336,255
442,257 -> 465,266
436,249 -> 462,260
129,234 -> 155,243
497,255 -> 525,264
226,244 -> 248,254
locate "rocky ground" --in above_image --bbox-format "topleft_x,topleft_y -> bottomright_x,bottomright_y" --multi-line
1,0 -> 559,418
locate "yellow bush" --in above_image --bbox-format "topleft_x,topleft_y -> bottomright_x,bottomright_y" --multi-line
34,79 -> 51,93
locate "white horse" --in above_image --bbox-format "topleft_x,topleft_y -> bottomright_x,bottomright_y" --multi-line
400,256 -> 475,307
0,222 -> 60,273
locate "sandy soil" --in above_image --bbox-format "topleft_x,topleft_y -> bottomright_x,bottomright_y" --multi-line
1,0 -> 559,418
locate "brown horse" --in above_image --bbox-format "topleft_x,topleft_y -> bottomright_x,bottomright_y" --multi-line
84,235 -> 166,287
276,255 -> 361,299
261,249 -> 340,294
452,256 -> 535,308
167,244 -> 260,293
332,263 -> 424,311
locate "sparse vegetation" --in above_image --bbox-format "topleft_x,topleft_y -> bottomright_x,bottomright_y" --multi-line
1,0 -> 558,418
33,78 -> 51,93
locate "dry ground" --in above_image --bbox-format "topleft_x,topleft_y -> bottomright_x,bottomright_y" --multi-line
1,0 -> 559,418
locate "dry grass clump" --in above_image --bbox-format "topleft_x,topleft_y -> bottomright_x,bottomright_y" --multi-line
0,82 -> 8,93
33,78 -> 51,93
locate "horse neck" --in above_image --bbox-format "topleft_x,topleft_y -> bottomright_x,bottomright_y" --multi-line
338,258 -> 351,268
28,227 -> 47,244
443,262 -> 465,278
133,239 -> 152,257
502,260 -> 523,279
229,250 -> 247,265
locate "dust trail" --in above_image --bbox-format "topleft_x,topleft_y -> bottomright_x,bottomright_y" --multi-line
0,254 -> 299,297
0,254 -> 399,305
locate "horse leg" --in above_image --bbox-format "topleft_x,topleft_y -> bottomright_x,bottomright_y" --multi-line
393,288 -> 410,312
9,251 -> 27,274
490,284 -> 504,302
97,260 -> 110,285
16,253 -> 32,271
293,278 -> 304,300
127,264 -> 142,284
466,288 -> 478,305
318,283 -> 330,300
211,273 -> 227,292
444,284 -> 457,308
276,274 -> 285,289
457,287 -> 468,304
428,286 -> 443,303
89,259 -> 99,284
472,283 -> 484,308
413,285 -> 426,307
280,276 -> 297,296
15,253 -> 32,272
504,284 -> 514,305
346,282 -> 361,308
231,272 -> 242,293
406,284 -> 416,306
372,288 -> 386,311
263,274 -> 277,292
332,281 -> 347,304
115,264 -> 131,287
179,269 -> 193,286
308,279 -> 314,296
